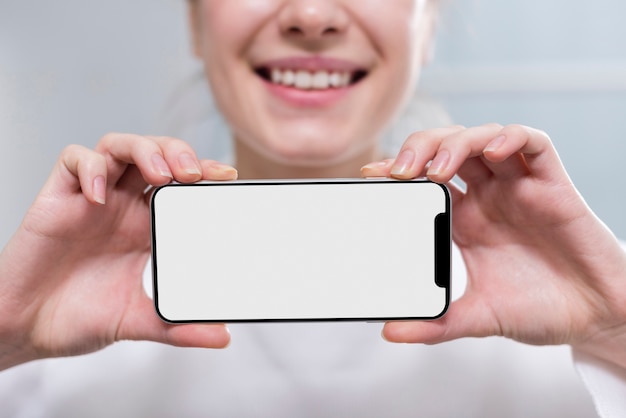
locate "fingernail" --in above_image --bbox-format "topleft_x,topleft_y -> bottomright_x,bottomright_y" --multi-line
151,153 -> 173,178
390,149 -> 415,176
361,160 -> 390,172
427,149 -> 450,177
179,153 -> 201,176
93,175 -> 106,205
484,135 -> 506,153
213,162 -> 238,176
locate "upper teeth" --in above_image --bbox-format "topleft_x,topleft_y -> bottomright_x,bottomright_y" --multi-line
270,69 -> 352,90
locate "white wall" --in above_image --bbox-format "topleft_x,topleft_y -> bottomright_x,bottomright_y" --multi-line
0,0 -> 196,246
1,0 -> 625,247
421,0 -> 626,238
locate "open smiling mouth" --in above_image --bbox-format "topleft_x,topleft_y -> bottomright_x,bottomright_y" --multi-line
255,67 -> 368,90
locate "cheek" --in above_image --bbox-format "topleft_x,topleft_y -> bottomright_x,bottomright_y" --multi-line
197,1 -> 278,62
196,1 -> 275,123
352,2 -> 421,71
199,0 -> 278,41
358,2 -> 426,111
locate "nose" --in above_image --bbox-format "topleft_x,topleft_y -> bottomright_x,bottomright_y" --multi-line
278,0 -> 350,41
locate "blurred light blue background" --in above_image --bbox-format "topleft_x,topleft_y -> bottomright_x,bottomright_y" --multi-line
1,0 -> 625,246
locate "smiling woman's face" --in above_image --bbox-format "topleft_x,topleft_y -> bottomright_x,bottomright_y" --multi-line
188,0 -> 436,175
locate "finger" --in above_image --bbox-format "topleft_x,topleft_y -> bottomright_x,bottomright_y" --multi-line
444,181 -> 486,248
140,160 -> 237,205
200,160 -> 238,181
480,125 -> 534,179
387,126 -> 466,179
482,125 -> 566,182
479,153 -> 529,180
148,136 -> 205,184
382,292 -> 500,344
54,144 -> 108,205
95,133 -> 174,187
116,292 -> 231,349
360,159 -> 395,177
425,124 -> 504,184
455,156 -> 492,185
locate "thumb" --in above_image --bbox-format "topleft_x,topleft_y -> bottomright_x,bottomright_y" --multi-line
117,292 -> 231,349
382,293 -> 500,344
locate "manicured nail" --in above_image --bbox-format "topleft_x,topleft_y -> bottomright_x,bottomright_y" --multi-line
93,175 -> 106,205
179,153 -> 202,176
484,135 -> 506,153
151,153 -> 173,178
361,160 -> 390,172
390,149 -> 415,176
427,149 -> 450,177
212,162 -> 238,176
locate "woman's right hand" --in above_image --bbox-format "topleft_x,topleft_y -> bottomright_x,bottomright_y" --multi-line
0,133 -> 237,371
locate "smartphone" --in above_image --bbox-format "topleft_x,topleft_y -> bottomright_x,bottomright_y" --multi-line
150,179 -> 451,323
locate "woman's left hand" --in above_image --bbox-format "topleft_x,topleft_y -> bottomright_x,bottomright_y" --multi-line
361,124 -> 626,370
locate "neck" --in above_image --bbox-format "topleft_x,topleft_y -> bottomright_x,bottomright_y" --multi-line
234,140 -> 381,180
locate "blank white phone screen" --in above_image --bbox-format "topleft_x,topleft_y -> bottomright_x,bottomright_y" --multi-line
151,180 -> 449,322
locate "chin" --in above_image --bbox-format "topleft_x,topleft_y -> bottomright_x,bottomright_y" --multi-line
264,147 -> 343,166
235,122 -> 377,170
268,134 -> 357,161
271,143 -> 372,170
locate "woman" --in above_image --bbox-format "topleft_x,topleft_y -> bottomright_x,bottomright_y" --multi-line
1,0 -> 625,416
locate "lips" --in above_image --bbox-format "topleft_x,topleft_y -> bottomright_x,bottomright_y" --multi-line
253,56 -> 368,91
